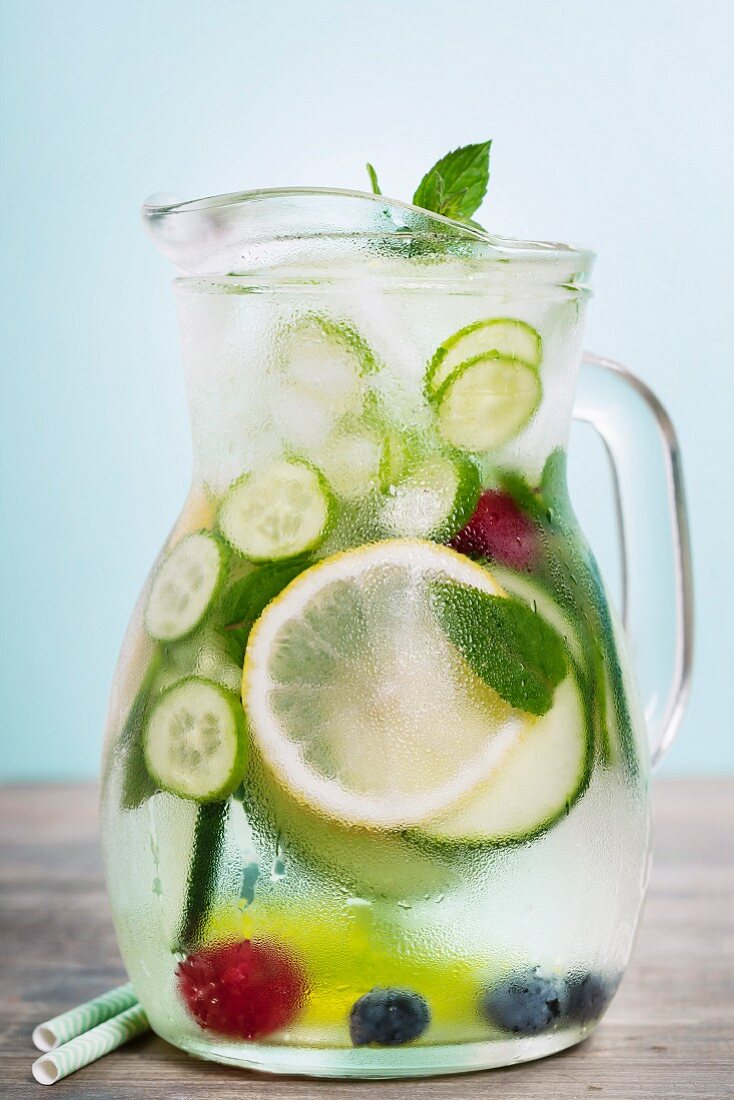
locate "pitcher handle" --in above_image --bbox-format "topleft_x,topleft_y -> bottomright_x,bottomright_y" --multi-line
572,353 -> 694,767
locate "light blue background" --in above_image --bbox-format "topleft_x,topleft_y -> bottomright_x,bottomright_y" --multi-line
1,0 -> 731,781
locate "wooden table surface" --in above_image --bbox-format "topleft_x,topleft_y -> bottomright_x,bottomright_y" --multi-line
1,779 -> 732,1099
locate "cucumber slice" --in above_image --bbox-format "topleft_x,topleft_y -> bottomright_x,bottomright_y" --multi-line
418,661 -> 591,846
178,800 -> 229,950
427,318 -> 542,397
436,355 -> 542,453
219,460 -> 333,562
380,453 -> 481,541
143,677 -> 247,802
144,532 -> 228,643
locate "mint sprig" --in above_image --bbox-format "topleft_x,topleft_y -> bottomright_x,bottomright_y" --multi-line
430,582 -> 567,715
364,141 -> 491,230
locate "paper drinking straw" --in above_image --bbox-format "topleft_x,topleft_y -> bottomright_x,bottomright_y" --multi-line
32,983 -> 138,1052
32,1003 -> 149,1085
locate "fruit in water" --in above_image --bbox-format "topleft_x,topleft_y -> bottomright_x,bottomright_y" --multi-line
566,971 -> 619,1024
205,898 -> 493,1035
177,940 -> 307,1039
481,967 -> 566,1035
451,489 -> 539,570
242,539 -> 526,831
349,988 -> 431,1047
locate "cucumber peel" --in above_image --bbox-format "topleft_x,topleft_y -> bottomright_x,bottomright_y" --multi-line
378,425 -> 411,491
118,646 -> 164,811
176,799 -> 229,952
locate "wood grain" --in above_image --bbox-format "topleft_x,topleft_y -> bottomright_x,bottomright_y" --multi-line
1,779 -> 732,1099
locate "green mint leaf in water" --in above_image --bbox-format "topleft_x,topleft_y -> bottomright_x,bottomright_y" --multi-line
413,141 -> 491,225
365,163 -> 382,195
430,583 -> 567,715
221,561 -> 307,633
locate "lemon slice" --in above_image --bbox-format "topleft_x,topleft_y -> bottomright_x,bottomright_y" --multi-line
242,539 -> 525,829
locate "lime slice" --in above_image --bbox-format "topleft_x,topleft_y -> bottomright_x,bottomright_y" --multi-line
242,540 -> 525,829
426,318 -> 542,397
436,354 -> 542,453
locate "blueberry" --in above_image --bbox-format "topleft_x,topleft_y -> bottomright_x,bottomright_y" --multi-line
482,967 -> 566,1035
566,971 -> 620,1024
349,987 -> 430,1047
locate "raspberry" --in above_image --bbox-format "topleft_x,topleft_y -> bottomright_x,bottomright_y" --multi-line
451,490 -> 539,570
177,939 -> 307,1039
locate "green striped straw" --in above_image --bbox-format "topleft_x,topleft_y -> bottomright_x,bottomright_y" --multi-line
32,1003 -> 149,1085
32,983 -> 138,1051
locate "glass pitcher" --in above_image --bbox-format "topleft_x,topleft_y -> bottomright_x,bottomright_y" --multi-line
100,189 -> 692,1079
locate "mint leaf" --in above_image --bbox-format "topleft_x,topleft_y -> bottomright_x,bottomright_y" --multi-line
413,142 -> 491,225
366,163 -> 382,195
221,561 -> 307,633
430,583 -> 566,715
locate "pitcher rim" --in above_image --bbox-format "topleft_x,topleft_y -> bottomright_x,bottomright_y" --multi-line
142,186 -> 595,269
